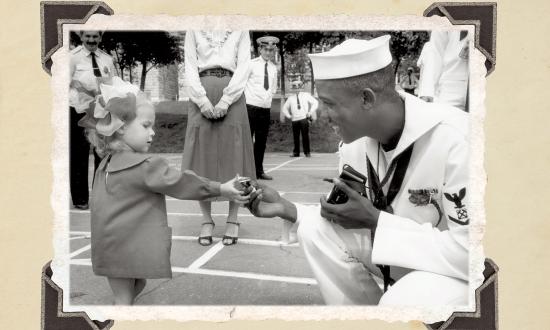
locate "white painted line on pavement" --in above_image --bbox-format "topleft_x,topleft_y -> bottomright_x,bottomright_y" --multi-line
165,191 -> 326,201
70,244 -> 91,258
71,258 -> 92,266
237,238 -> 299,247
267,167 -> 337,171
69,232 -> 301,248
265,157 -> 301,173
71,231 -> 306,250
70,231 -> 91,236
71,210 -> 255,217
69,236 -> 87,241
187,242 -> 225,270
177,267 -> 318,285
70,259 -> 317,285
282,191 -> 326,195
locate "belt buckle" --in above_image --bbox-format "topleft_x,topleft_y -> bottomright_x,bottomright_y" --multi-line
214,70 -> 224,78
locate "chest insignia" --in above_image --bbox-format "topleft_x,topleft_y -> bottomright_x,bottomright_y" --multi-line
408,188 -> 437,206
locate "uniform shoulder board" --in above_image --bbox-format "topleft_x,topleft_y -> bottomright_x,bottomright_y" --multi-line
70,45 -> 83,54
97,48 -> 110,56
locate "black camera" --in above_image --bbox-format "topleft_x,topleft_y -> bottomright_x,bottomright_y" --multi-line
326,164 -> 367,204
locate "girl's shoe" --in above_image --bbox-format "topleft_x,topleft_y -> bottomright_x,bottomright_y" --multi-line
222,221 -> 240,246
198,222 -> 215,246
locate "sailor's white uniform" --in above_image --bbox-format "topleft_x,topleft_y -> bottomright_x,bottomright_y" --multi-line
295,93 -> 471,306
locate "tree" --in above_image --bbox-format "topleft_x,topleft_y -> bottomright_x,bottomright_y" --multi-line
101,31 -> 183,90
250,31 -> 429,97
387,31 -> 430,75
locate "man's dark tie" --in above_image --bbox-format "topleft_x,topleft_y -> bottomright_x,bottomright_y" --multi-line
91,52 -> 102,77
263,62 -> 269,90
296,92 -> 301,109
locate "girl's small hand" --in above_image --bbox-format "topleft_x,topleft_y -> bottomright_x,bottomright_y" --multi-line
220,176 -> 250,203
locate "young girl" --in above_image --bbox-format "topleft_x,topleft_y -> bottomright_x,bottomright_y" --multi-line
79,77 -> 249,305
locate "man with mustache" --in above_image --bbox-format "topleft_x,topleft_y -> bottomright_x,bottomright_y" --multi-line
248,35 -> 473,306
69,31 -> 116,209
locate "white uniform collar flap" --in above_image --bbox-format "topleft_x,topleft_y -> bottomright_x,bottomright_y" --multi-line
365,92 -> 445,164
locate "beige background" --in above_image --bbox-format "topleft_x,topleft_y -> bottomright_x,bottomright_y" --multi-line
1,0 -> 549,329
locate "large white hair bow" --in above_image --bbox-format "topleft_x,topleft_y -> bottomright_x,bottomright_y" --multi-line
78,77 -> 140,136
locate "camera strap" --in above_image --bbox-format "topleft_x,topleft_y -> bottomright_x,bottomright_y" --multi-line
366,143 -> 414,292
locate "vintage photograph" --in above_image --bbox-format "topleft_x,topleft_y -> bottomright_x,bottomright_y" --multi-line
63,25 -> 474,312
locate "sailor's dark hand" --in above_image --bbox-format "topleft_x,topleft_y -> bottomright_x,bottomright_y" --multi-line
320,178 -> 380,229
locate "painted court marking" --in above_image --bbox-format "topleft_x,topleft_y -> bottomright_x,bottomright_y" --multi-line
70,244 -> 91,258
70,259 -> 317,286
70,232 -> 300,248
71,210 -> 256,217
187,242 -> 225,270
265,157 -> 302,173
75,154 -> 330,290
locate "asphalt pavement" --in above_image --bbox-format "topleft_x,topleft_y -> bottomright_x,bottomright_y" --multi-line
69,152 -> 339,305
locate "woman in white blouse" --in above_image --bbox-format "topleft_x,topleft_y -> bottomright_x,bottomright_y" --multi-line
182,30 -> 256,246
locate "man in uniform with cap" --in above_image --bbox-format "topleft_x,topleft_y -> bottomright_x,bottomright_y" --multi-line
245,36 -> 279,180
69,30 -> 116,209
248,35 -> 474,306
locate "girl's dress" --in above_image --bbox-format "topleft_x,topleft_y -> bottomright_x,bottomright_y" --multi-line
181,30 -> 256,184
90,151 -> 220,279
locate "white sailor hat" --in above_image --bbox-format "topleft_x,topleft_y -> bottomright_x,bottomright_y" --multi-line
257,36 -> 280,49
308,35 -> 392,80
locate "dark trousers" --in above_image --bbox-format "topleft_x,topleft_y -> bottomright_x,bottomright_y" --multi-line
70,107 -> 101,206
292,119 -> 310,156
246,104 -> 271,176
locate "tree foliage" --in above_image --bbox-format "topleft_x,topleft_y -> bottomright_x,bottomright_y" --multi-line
102,31 -> 183,90
250,31 -> 429,96
69,31 -> 184,91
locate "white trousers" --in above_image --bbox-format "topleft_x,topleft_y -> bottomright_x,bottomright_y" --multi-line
297,214 -> 469,306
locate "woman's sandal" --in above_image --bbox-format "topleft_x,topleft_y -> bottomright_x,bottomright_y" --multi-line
222,221 -> 240,246
198,222 -> 215,246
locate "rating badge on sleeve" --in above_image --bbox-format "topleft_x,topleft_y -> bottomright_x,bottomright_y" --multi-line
444,187 -> 469,225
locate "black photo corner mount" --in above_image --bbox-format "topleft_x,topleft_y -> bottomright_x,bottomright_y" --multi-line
41,2 -> 498,329
424,2 -> 497,75
41,3 -> 114,329
423,3 -> 498,329
42,262 -> 114,330
41,1 -> 114,75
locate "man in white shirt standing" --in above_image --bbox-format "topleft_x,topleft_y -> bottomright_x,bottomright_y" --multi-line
69,31 -> 116,209
282,91 -> 319,157
248,36 -> 474,307
245,36 -> 279,180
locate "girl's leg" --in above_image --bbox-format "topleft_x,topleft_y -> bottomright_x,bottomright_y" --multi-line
223,201 -> 240,245
198,201 -> 215,246
133,278 -> 147,301
107,277 -> 136,305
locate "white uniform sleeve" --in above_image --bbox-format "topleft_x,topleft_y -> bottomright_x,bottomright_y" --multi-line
371,138 -> 469,281
282,98 -> 292,119
306,94 -> 319,119
219,32 -> 252,109
418,32 -> 447,99
184,31 -> 210,111
295,203 -> 321,226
